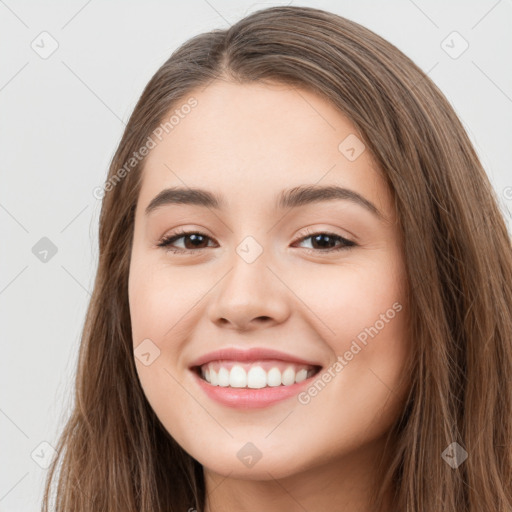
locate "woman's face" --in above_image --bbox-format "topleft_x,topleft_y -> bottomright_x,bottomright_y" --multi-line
128,80 -> 410,480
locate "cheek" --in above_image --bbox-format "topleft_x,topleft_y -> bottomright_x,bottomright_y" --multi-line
128,257 -> 206,345
292,254 -> 410,424
292,255 -> 406,351
128,259 -> 206,449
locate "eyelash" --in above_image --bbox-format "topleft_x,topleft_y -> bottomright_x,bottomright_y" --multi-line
156,227 -> 357,255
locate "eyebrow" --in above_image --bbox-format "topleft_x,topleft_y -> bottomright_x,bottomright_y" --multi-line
144,184 -> 384,219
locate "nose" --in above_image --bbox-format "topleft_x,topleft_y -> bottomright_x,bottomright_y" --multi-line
207,250 -> 291,332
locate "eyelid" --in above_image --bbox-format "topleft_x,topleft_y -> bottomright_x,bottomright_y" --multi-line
291,227 -> 357,252
156,227 -> 216,250
157,226 -> 357,256
293,226 -> 354,243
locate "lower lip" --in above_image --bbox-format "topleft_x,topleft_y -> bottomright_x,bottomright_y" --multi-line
191,370 -> 317,409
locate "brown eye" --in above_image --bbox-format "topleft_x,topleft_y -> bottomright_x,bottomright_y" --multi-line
292,230 -> 356,253
157,229 -> 357,255
157,231 -> 217,253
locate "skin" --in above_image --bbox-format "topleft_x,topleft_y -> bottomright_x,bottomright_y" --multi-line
128,79 -> 411,512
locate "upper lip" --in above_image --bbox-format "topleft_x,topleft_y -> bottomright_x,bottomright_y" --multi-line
189,347 -> 323,369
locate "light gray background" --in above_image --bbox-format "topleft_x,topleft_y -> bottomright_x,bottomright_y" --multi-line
1,0 -> 511,510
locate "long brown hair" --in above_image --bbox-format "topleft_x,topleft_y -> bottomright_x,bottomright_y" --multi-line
42,6 -> 512,511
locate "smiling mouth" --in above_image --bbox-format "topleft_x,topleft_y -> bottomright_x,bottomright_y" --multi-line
192,360 -> 322,389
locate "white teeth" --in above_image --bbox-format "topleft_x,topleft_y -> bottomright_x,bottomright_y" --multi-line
295,368 -> 308,383
200,363 -> 316,388
267,367 -> 282,387
281,367 -> 295,386
218,367 -> 230,387
229,365 -> 246,388
247,366 -> 267,389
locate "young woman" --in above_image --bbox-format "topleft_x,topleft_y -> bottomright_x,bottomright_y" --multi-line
42,5 -> 512,512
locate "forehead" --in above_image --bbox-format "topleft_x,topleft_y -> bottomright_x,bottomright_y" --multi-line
137,80 -> 393,219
